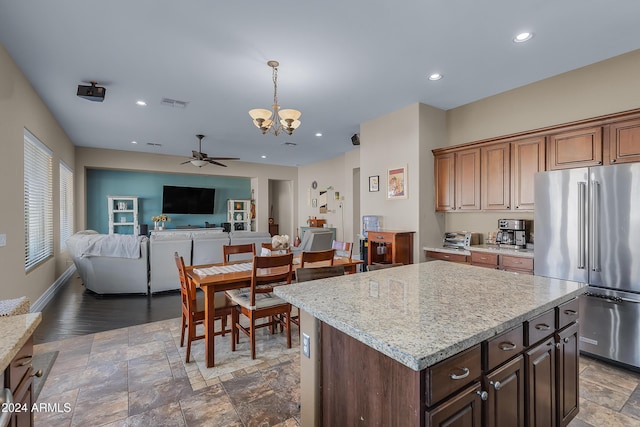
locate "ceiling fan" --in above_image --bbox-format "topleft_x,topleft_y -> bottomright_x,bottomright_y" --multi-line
181,134 -> 239,167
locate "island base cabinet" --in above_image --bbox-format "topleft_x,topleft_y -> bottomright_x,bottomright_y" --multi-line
426,382 -> 483,427
525,337 -> 556,427
556,323 -> 579,427
484,355 -> 525,427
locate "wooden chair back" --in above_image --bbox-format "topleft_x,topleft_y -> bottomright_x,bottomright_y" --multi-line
300,248 -> 336,267
250,253 -> 294,306
367,262 -> 404,271
331,240 -> 353,260
174,252 -> 197,313
223,243 -> 256,264
261,242 -> 291,254
296,265 -> 345,283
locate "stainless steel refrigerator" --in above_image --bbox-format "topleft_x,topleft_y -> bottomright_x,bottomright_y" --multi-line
534,163 -> 640,370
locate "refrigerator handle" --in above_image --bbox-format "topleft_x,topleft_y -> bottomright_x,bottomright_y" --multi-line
591,180 -> 600,272
577,182 -> 586,269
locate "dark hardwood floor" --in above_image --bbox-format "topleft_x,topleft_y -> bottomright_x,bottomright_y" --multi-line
34,275 -> 182,344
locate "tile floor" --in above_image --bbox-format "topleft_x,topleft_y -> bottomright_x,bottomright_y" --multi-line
32,317 -> 640,426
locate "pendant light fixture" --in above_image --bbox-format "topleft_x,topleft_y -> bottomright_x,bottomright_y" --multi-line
249,60 -> 301,136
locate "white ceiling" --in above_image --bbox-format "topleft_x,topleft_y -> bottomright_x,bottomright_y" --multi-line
1,0 -> 640,167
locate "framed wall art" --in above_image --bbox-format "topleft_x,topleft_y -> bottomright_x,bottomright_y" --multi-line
387,166 -> 407,199
369,175 -> 379,192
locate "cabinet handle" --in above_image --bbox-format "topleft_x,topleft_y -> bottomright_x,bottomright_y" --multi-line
32,369 -> 43,378
476,390 -> 488,401
506,206 -> 510,209
480,257 -> 488,260
443,255 -> 450,259
17,355 -> 33,366
490,380 -> 502,390
612,159 -> 617,163
563,337 -> 570,343
512,260 -> 522,264
555,342 -> 561,349
564,309 -> 577,316
535,323 -> 551,331
498,341 -> 517,351
449,367 -> 470,380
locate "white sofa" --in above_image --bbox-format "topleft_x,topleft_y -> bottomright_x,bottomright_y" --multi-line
66,231 -> 149,294
149,230 -> 273,293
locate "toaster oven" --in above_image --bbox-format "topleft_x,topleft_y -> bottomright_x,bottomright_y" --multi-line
443,231 -> 480,249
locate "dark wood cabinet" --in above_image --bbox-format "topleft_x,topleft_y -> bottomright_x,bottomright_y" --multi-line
556,322 -> 579,427
525,337 -> 557,427
511,136 -> 545,211
470,251 -> 499,269
609,117 -> 640,164
426,382 -> 483,427
4,336 -> 35,427
434,152 -> 456,211
268,223 -> 279,237
484,355 -> 525,427
368,230 -> 414,266
499,255 -> 534,274
547,126 -> 603,170
482,142 -> 511,210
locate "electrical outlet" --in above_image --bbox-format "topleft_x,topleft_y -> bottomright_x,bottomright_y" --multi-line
302,333 -> 311,358
0,234 -> 6,247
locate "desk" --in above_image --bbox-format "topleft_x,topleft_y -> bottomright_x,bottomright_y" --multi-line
188,256 -> 363,367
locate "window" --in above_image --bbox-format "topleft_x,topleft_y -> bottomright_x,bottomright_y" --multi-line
24,129 -> 53,271
59,161 -> 74,250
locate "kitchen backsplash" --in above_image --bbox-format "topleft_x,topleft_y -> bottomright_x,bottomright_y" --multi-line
444,211 -> 535,245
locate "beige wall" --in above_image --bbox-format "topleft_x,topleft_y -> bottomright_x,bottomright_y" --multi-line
442,49 -> 640,235
0,44 -> 76,302
75,147 -> 298,234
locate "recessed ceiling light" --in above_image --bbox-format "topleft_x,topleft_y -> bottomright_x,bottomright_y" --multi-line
514,32 -> 533,43
261,155 -> 267,159
131,140 -> 138,144
315,133 -> 322,137
136,100 -> 147,106
428,73 -> 443,81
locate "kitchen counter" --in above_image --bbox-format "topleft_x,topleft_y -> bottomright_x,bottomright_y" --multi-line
0,313 -> 41,371
423,244 -> 534,258
274,260 -> 584,371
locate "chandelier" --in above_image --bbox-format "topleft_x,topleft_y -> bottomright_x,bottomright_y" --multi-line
249,60 -> 301,136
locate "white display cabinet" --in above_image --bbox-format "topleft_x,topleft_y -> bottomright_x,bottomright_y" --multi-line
108,196 -> 139,235
227,199 -> 253,231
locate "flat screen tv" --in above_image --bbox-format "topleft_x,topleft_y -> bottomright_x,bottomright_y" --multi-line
162,185 -> 215,214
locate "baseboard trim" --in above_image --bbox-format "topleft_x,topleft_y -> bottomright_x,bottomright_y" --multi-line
31,265 -> 76,313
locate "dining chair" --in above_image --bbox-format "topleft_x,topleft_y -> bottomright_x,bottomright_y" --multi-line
331,240 -> 353,260
300,248 -> 336,267
225,252 -> 294,359
223,243 -> 256,264
174,252 -> 234,363
260,242 -> 291,255
367,262 -> 404,271
295,265 -> 346,283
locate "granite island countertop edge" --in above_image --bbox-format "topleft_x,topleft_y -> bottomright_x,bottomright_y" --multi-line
0,313 -> 42,372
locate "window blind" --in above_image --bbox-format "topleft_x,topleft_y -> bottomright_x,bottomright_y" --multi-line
59,161 -> 74,250
24,128 -> 53,271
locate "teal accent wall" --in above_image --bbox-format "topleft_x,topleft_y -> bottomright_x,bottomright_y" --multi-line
86,169 -> 251,234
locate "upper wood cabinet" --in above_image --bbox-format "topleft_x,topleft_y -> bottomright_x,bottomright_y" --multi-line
434,149 -> 480,212
434,152 -> 455,211
547,126 -> 603,170
609,118 -> 640,164
512,136 -> 545,211
482,142 -> 511,210
456,148 -> 481,211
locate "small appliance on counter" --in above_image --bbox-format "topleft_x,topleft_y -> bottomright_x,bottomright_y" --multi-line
496,219 -> 528,249
442,231 -> 480,249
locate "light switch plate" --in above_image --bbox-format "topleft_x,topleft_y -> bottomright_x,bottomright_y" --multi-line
302,333 -> 311,358
0,234 -> 6,247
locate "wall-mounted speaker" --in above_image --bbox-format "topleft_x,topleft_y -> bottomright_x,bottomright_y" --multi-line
351,134 -> 360,145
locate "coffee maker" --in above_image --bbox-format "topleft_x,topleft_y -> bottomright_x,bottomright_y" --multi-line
496,219 -> 527,249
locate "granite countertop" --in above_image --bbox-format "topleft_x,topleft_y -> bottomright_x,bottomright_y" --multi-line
274,261 -> 585,371
423,245 -> 534,258
0,313 -> 42,371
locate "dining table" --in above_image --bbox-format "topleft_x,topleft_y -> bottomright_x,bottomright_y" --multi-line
187,255 -> 364,367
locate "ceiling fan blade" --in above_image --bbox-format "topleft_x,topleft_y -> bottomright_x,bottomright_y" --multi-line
179,159 -> 192,164
208,159 -> 228,167
205,156 -> 240,161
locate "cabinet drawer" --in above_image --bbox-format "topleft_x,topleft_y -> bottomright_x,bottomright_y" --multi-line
556,298 -> 579,330
6,336 -> 33,392
425,344 -> 482,407
426,251 -> 468,263
470,252 -> 498,266
484,324 -> 524,371
500,255 -> 533,271
525,308 -> 555,347
368,233 -> 393,244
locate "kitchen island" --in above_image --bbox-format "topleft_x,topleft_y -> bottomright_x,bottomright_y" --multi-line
274,261 -> 586,427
